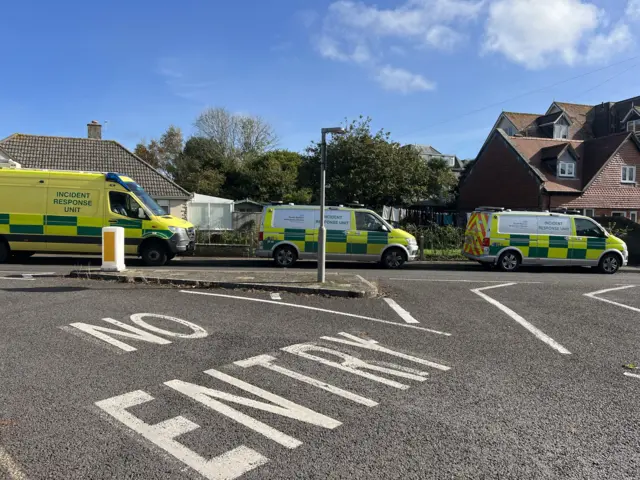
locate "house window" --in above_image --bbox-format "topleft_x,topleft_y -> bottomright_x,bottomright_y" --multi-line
612,212 -> 625,217
630,211 -> 638,223
554,124 -> 569,139
157,200 -> 170,215
627,120 -> 640,133
621,166 -> 636,184
557,161 -> 575,177
584,209 -> 595,217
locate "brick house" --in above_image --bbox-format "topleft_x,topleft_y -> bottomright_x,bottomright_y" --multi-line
458,129 -> 640,219
0,121 -> 192,218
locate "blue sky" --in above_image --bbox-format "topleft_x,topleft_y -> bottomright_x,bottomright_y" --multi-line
1,0 -> 638,159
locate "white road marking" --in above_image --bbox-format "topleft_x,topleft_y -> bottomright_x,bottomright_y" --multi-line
129,314 -> 208,339
0,277 -> 34,281
69,318 -> 172,352
355,274 -> 377,291
235,354 -> 378,407
321,332 -> 451,371
270,293 -> 282,300
282,343 -> 428,390
624,372 -> 640,379
584,285 -> 640,313
165,369 -> 341,449
96,390 -> 268,480
0,446 -> 27,480
389,278 -> 542,284
20,274 -> 33,279
181,290 -> 452,336
67,314 -> 208,352
471,283 -> 571,355
383,298 -> 419,324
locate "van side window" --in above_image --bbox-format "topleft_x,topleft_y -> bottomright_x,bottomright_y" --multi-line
575,218 -> 603,237
355,212 -> 386,232
109,192 -> 142,219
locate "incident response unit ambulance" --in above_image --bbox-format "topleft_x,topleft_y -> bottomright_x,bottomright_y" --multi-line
0,167 -> 195,266
256,205 -> 418,268
463,207 -> 628,273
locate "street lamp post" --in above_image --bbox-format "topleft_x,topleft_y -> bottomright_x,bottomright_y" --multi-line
318,127 -> 345,283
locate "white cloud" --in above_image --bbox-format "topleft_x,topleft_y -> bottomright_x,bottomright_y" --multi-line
584,24 -> 633,64
313,0 -> 483,93
325,0 -> 483,50
375,65 -> 436,93
627,0 -> 640,19
483,0 -> 633,69
424,25 -> 464,50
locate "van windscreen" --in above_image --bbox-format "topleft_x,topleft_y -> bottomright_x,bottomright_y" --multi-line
125,182 -> 166,216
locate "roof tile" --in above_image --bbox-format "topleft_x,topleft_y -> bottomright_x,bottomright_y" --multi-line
0,134 -> 190,198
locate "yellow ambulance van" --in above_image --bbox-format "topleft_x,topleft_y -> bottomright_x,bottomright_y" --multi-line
0,167 -> 195,265
463,207 -> 628,273
256,204 -> 418,268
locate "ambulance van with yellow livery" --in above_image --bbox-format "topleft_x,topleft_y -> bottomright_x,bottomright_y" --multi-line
257,204 -> 418,268
0,166 -> 195,265
463,207 -> 628,273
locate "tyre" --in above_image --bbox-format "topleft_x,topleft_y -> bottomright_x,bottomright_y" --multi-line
599,252 -> 621,274
273,245 -> 297,268
498,251 -> 521,272
381,247 -> 407,269
0,242 -> 9,264
141,241 -> 169,266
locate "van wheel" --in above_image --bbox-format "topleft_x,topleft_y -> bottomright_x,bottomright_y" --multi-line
382,248 -> 407,269
0,242 -> 9,264
498,251 -> 521,272
274,245 -> 297,267
141,241 -> 168,266
599,253 -> 621,274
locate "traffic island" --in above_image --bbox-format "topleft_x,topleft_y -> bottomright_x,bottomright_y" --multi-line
68,269 -> 378,298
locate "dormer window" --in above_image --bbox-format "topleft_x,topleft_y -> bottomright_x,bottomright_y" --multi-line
558,161 -> 575,177
554,124 -> 569,139
628,120 -> 640,133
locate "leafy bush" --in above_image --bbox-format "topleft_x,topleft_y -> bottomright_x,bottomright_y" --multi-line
402,223 -> 465,255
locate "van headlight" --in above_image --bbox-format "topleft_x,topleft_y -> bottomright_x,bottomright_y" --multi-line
407,238 -> 417,245
168,226 -> 186,236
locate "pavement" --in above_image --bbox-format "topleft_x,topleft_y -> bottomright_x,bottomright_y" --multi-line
1,258 -> 640,479
68,268 -> 378,298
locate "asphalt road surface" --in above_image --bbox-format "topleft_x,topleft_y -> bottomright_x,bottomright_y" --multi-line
1,260 -> 640,479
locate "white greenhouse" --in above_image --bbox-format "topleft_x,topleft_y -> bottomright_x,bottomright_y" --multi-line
187,193 -> 234,231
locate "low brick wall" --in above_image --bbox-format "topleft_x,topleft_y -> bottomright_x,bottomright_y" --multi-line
194,244 -> 252,257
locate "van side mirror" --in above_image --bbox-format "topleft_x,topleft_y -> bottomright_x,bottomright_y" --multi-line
381,225 -> 389,232
138,208 -> 146,219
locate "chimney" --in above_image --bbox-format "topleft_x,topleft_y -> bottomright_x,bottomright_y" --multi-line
87,120 -> 102,139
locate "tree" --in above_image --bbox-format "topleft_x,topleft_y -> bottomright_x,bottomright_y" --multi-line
244,150 -> 311,203
194,107 -> 277,162
302,117 -> 457,209
172,137 -> 227,196
134,125 -> 184,175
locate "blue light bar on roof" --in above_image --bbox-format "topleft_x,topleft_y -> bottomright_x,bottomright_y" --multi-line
105,172 -> 131,191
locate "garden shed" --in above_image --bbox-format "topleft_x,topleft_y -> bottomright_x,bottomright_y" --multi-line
187,193 -> 234,231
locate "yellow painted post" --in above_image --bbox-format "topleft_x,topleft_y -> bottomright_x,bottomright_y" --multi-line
102,227 -> 126,271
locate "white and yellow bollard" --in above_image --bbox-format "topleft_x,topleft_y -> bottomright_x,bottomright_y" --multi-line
102,227 -> 126,272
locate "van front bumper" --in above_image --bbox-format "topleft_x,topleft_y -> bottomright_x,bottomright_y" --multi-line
463,251 -> 496,264
407,245 -> 419,261
168,229 -> 196,254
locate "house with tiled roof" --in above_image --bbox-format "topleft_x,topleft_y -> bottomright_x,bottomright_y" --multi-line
459,128 -> 640,220
0,122 -> 192,218
413,144 -> 467,177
